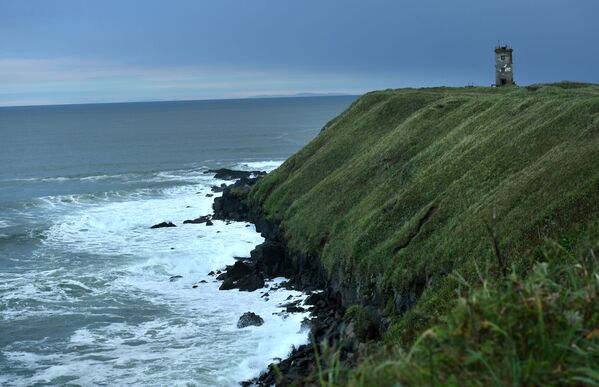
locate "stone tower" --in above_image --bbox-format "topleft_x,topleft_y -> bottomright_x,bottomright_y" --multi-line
495,45 -> 514,86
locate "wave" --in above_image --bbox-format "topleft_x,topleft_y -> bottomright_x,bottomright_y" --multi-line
6,174 -> 135,183
5,161 -> 278,213
0,159 -> 311,385
4,167 -> 216,184
8,181 -> 209,213
234,160 -> 283,172
1,277 -> 309,385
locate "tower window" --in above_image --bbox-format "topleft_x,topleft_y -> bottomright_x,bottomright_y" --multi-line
501,55 -> 506,60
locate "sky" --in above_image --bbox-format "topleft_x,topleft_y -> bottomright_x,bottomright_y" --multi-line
1,0 -> 598,106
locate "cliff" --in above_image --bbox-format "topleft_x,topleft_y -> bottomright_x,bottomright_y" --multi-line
217,82 -> 599,385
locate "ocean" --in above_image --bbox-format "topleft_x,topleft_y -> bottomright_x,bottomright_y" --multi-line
0,96 -> 356,386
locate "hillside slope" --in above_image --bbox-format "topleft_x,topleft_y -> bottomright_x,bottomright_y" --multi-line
249,83 -> 599,339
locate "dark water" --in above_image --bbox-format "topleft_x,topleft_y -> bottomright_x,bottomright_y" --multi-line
0,96 -> 356,386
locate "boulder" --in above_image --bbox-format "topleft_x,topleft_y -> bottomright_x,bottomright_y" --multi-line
205,220 -> 214,226
217,261 -> 265,292
183,215 -> 211,224
169,275 -> 183,282
227,261 -> 252,280
151,221 -> 176,229
237,312 -> 264,328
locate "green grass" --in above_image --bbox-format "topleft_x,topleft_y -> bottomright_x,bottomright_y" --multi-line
319,230 -> 599,386
249,83 -> 599,338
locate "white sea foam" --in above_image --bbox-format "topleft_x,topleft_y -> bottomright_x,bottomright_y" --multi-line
235,160 -> 284,172
1,167 -> 309,386
9,175 -> 118,183
6,168 -> 214,185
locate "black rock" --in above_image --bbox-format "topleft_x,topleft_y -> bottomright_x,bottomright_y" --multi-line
216,261 -> 265,292
169,275 -> 183,282
205,220 -> 214,226
305,292 -> 326,306
205,193 -> 214,197
300,317 -> 311,332
251,240 -> 288,277
208,271 -> 215,276
286,305 -> 306,313
200,280 -> 207,283
151,221 -> 176,229
227,261 -> 253,280
183,215 -> 211,224
211,184 -> 227,193
237,273 -> 265,292
219,278 -> 236,290
216,272 -> 228,281
205,168 -> 266,181
192,285 -> 198,288
237,312 -> 264,328
282,300 -> 306,313
212,177 -> 265,221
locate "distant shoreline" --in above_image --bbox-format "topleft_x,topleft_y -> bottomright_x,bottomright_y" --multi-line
0,93 -> 360,110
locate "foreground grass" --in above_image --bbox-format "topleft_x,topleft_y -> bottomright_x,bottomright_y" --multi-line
328,231 -> 599,386
250,82 -> 599,341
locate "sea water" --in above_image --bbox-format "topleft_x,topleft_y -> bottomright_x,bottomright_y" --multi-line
0,96 -> 356,386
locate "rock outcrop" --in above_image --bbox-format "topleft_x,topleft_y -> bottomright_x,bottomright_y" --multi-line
183,215 -> 211,224
237,312 -> 264,328
212,175 -> 384,386
205,168 -> 266,181
150,221 -> 176,229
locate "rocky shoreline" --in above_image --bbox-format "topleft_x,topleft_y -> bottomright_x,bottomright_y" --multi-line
207,169 -> 385,386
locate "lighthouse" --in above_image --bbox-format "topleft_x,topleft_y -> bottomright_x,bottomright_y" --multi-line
495,45 -> 514,86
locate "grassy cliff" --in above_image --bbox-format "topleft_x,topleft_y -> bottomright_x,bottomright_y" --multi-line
248,83 -> 599,384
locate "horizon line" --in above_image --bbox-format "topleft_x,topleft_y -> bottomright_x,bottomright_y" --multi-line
0,92 -> 361,109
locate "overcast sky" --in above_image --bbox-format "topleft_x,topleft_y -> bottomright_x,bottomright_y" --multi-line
1,0 -> 598,106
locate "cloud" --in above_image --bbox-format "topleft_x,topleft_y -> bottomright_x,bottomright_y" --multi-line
0,56 -> 371,106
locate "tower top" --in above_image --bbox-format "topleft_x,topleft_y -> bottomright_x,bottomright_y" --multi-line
495,44 -> 513,53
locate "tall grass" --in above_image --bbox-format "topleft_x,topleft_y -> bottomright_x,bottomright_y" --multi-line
319,233 -> 599,386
